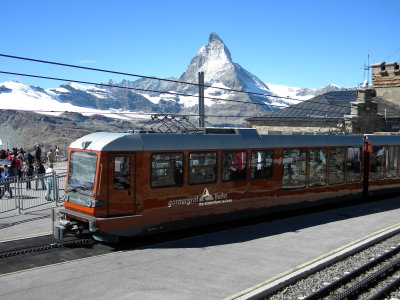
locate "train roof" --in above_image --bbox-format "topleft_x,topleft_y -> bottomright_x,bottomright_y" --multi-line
365,134 -> 400,146
69,129 -> 366,152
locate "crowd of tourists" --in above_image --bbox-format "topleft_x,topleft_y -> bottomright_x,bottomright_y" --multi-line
0,145 -> 61,200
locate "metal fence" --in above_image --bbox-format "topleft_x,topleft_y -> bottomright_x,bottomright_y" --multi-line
0,172 -> 66,215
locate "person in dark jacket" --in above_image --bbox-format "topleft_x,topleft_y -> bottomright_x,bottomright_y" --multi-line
1,164 -> 12,198
34,160 -> 45,190
35,145 -> 42,162
0,166 -> 3,198
22,160 -> 34,189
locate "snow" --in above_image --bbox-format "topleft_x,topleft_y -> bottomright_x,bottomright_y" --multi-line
46,82 -> 109,99
0,81 -> 149,120
266,83 -> 314,103
140,92 -> 179,104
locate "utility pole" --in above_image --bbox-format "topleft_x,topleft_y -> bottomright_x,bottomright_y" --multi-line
198,72 -> 205,128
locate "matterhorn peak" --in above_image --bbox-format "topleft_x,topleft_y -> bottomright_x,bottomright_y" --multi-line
179,32 -> 234,84
204,32 -> 232,62
208,32 -> 222,43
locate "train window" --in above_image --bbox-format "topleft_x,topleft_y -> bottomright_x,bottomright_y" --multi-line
222,151 -> 247,181
251,150 -> 273,179
371,146 -> 385,180
309,148 -> 327,187
68,151 -> 97,195
328,148 -> 345,185
346,147 -> 362,182
282,149 -> 306,189
114,156 -> 130,190
151,153 -> 183,188
188,152 -> 217,184
386,146 -> 398,178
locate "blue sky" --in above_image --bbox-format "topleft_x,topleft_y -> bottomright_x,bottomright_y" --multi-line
1,0 -> 399,89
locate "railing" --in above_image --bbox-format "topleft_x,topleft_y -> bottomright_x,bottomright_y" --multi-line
0,172 -> 66,215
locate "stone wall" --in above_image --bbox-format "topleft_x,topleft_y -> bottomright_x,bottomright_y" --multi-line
372,62 -> 400,105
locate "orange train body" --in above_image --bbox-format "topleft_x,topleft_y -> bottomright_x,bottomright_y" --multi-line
55,129 -> 400,242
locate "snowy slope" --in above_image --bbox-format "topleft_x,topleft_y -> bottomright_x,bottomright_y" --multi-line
266,83 -> 351,102
0,81 -> 149,120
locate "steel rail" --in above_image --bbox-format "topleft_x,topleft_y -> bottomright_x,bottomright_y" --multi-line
302,244 -> 400,300
332,254 -> 400,300
368,276 -> 400,300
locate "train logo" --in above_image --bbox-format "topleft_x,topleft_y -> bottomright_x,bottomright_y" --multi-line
167,189 -> 232,208
199,188 -> 214,201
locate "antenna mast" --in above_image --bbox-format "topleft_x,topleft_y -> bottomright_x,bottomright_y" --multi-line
363,51 -> 371,87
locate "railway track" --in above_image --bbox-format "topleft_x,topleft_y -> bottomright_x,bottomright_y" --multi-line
0,234 -> 110,275
0,237 -> 95,258
301,243 -> 400,300
262,231 -> 400,300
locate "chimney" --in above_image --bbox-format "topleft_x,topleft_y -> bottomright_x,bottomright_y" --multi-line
357,88 -> 376,100
372,62 -> 400,88
371,62 -> 400,104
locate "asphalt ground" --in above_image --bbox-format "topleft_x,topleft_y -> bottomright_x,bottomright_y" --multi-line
0,194 -> 399,300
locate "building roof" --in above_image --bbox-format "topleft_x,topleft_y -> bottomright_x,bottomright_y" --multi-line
247,90 -> 357,122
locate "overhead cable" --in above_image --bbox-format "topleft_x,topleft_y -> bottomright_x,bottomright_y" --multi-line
0,53 -> 353,104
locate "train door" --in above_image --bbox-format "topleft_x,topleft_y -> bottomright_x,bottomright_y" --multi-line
108,153 -> 135,216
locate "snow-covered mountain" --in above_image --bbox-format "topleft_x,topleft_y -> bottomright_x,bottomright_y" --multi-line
103,32 -> 298,125
0,81 -> 150,120
0,32 -> 353,126
266,83 -> 353,101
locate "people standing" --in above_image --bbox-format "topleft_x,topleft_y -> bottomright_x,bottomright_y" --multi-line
22,160 -> 34,189
47,149 -> 56,164
35,145 -> 42,162
9,155 -> 20,178
34,160 -> 45,190
45,163 -> 54,201
55,145 -> 60,162
0,166 -> 3,199
0,164 -> 12,198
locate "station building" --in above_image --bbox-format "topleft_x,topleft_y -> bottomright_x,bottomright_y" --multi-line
247,62 -> 400,134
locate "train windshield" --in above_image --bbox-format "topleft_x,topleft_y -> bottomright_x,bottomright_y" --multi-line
68,151 -> 98,196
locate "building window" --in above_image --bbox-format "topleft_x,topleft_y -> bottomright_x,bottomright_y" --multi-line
385,146 -> 398,178
371,146 -> 385,180
309,148 -> 327,187
188,152 -> 217,184
251,150 -> 274,179
328,148 -> 345,185
114,156 -> 130,190
222,151 -> 247,181
151,153 -> 183,188
282,149 -> 306,189
346,147 -> 361,182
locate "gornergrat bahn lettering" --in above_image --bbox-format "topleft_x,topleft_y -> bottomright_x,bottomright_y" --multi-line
53,129 -> 400,243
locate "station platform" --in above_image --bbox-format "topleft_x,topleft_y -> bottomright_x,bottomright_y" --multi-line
0,194 -> 399,300
0,161 -> 67,242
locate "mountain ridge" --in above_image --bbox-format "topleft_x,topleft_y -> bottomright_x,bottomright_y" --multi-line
0,32 -> 355,149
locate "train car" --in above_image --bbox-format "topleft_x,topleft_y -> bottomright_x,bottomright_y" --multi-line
55,128 -> 367,242
365,134 -> 400,197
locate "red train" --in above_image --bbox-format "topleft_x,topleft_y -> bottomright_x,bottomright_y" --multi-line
54,128 -> 400,242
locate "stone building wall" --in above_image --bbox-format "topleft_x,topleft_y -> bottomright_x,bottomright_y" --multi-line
343,88 -> 385,134
372,62 -> 400,105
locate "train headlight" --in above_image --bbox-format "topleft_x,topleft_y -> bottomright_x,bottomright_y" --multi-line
86,198 -> 92,207
89,220 -> 97,232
